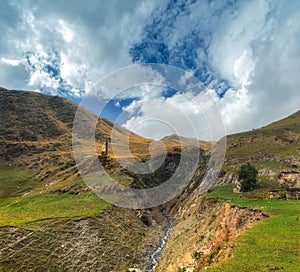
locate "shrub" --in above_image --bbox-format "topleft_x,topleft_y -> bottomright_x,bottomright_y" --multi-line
193,250 -> 201,259
238,162 -> 258,192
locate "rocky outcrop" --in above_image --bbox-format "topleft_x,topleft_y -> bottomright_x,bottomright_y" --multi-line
279,171 -> 300,189
259,168 -> 278,177
217,172 -> 239,185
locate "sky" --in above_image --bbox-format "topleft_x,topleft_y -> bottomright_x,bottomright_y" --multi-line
1,0 -> 300,140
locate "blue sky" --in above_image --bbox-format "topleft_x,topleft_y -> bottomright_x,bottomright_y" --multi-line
1,0 -> 300,140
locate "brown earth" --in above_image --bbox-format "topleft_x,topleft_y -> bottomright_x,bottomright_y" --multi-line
157,190 -> 267,272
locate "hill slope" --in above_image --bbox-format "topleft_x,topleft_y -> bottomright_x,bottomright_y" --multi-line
0,87 -> 154,182
0,87 -> 209,184
0,88 -> 171,271
226,110 -> 300,167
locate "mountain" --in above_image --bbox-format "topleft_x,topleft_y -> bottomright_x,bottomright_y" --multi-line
0,87 -> 155,182
0,87 -> 210,183
0,88 -> 170,271
161,134 -> 212,151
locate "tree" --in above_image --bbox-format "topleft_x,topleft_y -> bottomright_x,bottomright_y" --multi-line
238,162 -> 258,192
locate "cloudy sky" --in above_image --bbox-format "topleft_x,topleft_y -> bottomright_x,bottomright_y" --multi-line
1,0 -> 300,140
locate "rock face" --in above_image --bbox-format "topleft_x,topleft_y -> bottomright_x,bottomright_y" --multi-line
259,168 -> 278,177
215,172 -> 241,193
217,172 -> 239,185
279,171 -> 300,189
278,170 -> 300,199
157,191 -> 267,272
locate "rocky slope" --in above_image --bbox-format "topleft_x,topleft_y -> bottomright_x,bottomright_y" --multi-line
0,207 -> 169,272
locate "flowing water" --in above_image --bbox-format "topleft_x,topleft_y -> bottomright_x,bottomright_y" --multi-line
129,208 -> 172,272
147,218 -> 172,272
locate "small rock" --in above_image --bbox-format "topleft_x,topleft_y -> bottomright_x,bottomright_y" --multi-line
268,266 -> 282,271
128,269 -> 143,272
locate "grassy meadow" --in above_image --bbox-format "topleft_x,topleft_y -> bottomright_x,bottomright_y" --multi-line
207,184 -> 300,272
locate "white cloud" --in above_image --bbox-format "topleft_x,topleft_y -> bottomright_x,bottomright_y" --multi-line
60,53 -> 87,87
86,64 -> 167,99
1,58 -> 21,66
218,87 -> 253,133
123,0 -> 300,139
0,61 -> 29,90
233,50 -> 255,87
28,70 -> 59,89
0,0 -> 168,96
123,90 -> 226,141
0,0 -> 300,140
58,20 -> 74,42
208,0 -> 269,88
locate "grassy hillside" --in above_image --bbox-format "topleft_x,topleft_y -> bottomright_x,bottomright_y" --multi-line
0,163 -> 110,226
156,110 -> 300,272
226,110 -> 300,166
0,87 -> 208,188
204,112 -> 300,271
0,164 -> 37,198
0,162 -> 171,271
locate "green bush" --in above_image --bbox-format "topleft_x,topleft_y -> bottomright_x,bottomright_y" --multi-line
193,250 -> 201,259
238,162 -> 258,192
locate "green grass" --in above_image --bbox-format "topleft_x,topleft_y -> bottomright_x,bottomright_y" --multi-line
46,178 -> 87,193
208,179 -> 284,200
207,184 -> 300,272
110,174 -> 133,187
0,164 -> 110,227
0,192 -> 110,226
0,164 -> 39,198
252,159 -> 284,171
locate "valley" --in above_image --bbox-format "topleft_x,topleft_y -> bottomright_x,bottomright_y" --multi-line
0,87 -> 299,271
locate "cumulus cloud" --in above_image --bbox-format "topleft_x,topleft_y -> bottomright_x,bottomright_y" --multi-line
87,64 -> 167,97
125,0 -> 300,138
0,0 -> 167,96
0,0 -> 300,140
0,61 -> 29,90
123,90 -> 226,141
